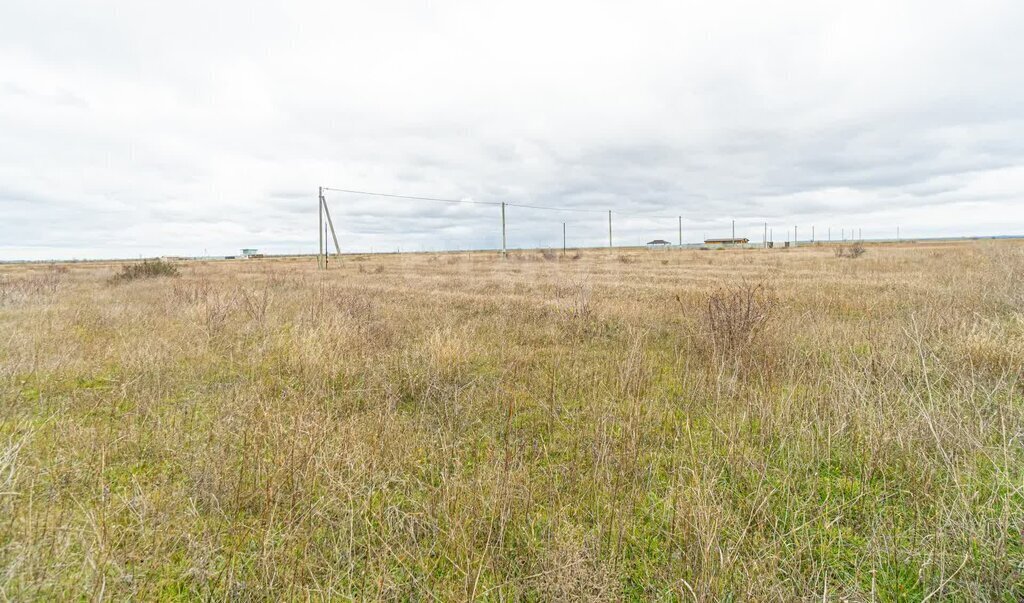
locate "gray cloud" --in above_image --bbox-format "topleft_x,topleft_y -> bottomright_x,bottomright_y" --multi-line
1,0 -> 1023,260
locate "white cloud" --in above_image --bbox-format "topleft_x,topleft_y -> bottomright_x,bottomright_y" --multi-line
1,0 -> 1022,259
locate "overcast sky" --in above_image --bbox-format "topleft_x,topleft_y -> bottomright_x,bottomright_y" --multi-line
2,0 -> 1022,259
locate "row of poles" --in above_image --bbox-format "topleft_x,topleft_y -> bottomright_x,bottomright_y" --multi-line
503,204 -> 667,257
760,224 -> 872,248
500,208 -> 879,256
317,186 -> 898,267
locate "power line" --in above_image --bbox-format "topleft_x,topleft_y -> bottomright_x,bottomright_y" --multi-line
322,187 -> 500,206
504,201 -> 606,215
507,201 -> 678,220
323,186 -> 683,220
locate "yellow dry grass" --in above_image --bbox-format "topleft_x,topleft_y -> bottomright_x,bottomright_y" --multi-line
1,240 -> 1022,600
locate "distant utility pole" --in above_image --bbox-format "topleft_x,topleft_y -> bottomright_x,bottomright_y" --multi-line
842,228 -> 845,242
764,222 -> 768,249
897,225 -> 900,241
828,227 -> 831,242
562,222 -> 566,256
732,220 -> 735,239
608,210 -> 613,252
501,202 -> 507,258
678,216 -> 683,248
859,228 -> 862,242
770,228 -> 773,245
795,226 -> 798,248
812,225 -> 815,242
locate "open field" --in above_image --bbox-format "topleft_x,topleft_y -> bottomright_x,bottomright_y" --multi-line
1,241 -> 1023,600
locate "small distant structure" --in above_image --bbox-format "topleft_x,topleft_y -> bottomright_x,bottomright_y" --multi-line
241,248 -> 263,259
646,239 -> 672,250
704,237 -> 749,248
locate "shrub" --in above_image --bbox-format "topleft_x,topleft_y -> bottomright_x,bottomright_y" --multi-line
111,259 -> 179,283
834,243 -> 866,259
698,281 -> 776,360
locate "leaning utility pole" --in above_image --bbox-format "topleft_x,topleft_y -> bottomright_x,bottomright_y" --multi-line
501,202 -> 507,258
320,187 -> 341,262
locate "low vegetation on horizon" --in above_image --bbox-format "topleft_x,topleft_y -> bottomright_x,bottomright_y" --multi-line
1,241 -> 1022,599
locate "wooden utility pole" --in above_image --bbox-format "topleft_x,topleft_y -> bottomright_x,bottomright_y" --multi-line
732,220 -> 735,239
812,225 -> 815,242
562,222 -> 566,256
764,222 -> 768,248
678,216 -> 682,248
794,226 -> 798,248
501,202 -> 507,258
318,187 -> 324,269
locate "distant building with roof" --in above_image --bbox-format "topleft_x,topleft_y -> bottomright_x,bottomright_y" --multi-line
703,237 -> 749,248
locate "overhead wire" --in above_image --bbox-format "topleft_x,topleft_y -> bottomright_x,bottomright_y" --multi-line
322,187 -> 500,206
322,186 -> 684,221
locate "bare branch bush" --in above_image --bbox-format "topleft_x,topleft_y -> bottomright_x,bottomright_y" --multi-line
698,281 -> 777,362
239,285 -> 273,326
200,293 -> 237,339
172,279 -> 212,305
834,243 -> 866,258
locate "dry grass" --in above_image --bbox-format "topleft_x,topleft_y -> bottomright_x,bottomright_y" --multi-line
1,241 -> 1023,600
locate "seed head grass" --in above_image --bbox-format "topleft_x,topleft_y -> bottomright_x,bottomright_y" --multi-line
0,241 -> 1022,599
